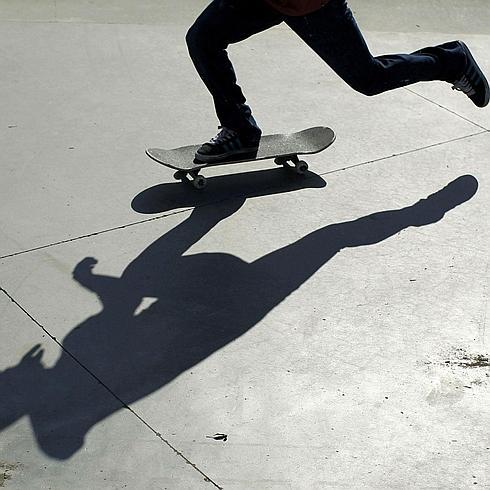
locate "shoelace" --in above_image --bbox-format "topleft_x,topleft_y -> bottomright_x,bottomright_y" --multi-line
208,126 -> 237,145
452,75 -> 476,96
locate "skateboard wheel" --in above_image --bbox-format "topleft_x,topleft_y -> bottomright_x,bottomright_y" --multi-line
173,170 -> 187,181
274,157 -> 287,166
192,175 -> 207,190
295,160 -> 308,175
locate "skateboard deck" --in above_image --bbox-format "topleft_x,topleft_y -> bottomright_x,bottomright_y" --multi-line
146,126 -> 335,189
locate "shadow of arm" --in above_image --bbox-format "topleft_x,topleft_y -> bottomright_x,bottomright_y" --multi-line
124,199 -> 246,277
72,257 -> 118,296
252,176 -> 478,299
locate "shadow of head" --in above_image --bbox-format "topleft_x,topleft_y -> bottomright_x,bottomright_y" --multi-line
0,344 -> 104,460
0,345 -> 45,430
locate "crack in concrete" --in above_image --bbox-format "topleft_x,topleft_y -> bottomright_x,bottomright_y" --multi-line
0,208 -> 192,260
0,286 -> 223,489
404,87 -> 489,131
321,130 -> 488,176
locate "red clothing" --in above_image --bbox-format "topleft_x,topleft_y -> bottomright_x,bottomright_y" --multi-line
263,0 -> 331,16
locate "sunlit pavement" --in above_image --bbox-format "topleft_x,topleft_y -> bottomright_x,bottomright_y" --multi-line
1,1 -> 489,488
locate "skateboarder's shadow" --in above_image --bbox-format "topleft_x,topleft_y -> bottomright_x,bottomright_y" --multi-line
0,175 -> 478,460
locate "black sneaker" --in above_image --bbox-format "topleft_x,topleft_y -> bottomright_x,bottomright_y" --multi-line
195,127 -> 261,163
451,41 -> 489,108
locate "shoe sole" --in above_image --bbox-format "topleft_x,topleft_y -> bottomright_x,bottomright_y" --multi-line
195,146 -> 259,164
457,40 -> 490,107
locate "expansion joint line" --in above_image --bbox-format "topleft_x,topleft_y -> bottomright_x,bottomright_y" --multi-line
0,286 -> 223,490
320,130 -> 488,176
0,196 -> 247,261
404,87 -> 489,131
0,208 -> 192,260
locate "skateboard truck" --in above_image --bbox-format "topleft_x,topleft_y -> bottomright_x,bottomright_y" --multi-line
172,154 -> 309,190
173,169 -> 207,189
274,154 -> 309,175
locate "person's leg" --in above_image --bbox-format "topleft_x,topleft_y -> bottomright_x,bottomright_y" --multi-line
285,0 -> 467,96
186,0 -> 283,138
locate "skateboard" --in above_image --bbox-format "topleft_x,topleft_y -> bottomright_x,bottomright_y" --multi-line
146,126 -> 335,189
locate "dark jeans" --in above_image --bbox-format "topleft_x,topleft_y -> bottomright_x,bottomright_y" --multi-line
185,0 -> 465,136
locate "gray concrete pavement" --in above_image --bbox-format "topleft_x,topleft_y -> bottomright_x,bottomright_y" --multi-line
1,0 -> 489,488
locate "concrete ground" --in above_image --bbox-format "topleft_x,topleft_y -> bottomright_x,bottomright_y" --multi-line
1,0 -> 489,488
